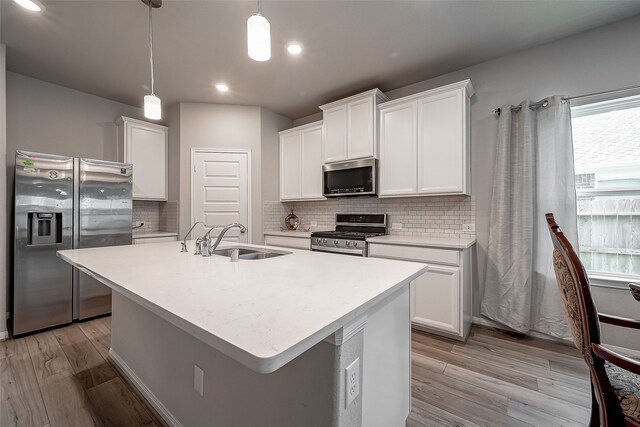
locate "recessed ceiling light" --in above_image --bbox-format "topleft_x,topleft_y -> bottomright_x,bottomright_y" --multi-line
13,0 -> 43,12
286,42 -> 303,55
215,83 -> 230,93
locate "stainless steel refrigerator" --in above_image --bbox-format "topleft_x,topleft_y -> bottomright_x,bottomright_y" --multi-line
13,150 -> 132,336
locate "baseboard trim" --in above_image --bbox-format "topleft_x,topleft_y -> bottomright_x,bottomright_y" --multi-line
471,316 -> 573,346
108,349 -> 184,427
0,331 -> 8,341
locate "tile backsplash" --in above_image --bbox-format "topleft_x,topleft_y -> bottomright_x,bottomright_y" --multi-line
133,200 -> 178,235
160,201 -> 179,233
264,195 -> 475,239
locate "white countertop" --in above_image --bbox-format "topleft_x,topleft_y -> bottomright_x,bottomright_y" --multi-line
58,241 -> 426,374
366,234 -> 476,249
263,230 -> 312,238
133,232 -> 178,239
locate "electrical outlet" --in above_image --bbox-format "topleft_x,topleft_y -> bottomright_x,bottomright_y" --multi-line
311,221 -> 318,227
392,223 -> 402,230
194,365 -> 204,396
345,358 -> 360,407
462,224 -> 476,232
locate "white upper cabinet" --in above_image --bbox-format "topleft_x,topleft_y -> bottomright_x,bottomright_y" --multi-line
279,121 -> 325,201
300,124 -> 324,199
322,105 -> 348,163
116,117 -> 168,201
418,89 -> 465,194
279,131 -> 302,200
320,89 -> 388,163
378,80 -> 473,197
379,101 -> 418,196
347,97 -> 375,159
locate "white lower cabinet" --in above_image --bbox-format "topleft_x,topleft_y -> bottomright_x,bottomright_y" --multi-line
264,234 -> 311,250
411,264 -> 460,335
368,242 -> 472,341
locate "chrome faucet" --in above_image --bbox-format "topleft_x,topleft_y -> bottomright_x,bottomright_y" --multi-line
181,221 -> 204,252
206,223 -> 247,255
200,225 -> 224,257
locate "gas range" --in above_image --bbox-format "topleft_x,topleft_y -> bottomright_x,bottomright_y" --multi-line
311,213 -> 387,256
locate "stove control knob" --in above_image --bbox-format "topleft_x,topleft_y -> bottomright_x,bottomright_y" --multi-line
353,241 -> 358,248
346,241 -> 351,246
333,239 -> 339,245
323,239 -> 327,244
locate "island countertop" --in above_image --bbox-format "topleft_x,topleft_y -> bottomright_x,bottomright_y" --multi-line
58,241 -> 427,374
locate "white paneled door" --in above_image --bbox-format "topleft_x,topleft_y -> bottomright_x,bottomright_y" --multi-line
192,151 -> 250,243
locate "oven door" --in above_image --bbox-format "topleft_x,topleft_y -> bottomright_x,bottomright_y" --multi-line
323,158 -> 376,197
311,242 -> 367,256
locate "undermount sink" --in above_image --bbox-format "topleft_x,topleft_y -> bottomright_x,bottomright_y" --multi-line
211,247 -> 290,260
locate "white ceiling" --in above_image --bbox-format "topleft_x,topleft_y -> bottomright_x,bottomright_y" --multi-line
3,0 -> 640,119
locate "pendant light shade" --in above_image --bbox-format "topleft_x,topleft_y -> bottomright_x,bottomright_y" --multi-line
144,94 -> 162,120
247,13 -> 271,62
142,0 -> 162,120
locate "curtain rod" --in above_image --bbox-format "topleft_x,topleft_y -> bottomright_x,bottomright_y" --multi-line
492,99 -> 548,117
492,84 -> 640,116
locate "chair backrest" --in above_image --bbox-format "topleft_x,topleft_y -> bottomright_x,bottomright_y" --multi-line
546,213 -> 630,426
545,213 -> 601,359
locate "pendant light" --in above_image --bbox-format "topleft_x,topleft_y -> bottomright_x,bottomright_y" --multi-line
143,0 -> 162,120
247,0 -> 271,62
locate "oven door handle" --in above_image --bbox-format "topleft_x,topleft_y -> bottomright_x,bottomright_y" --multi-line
311,245 -> 365,256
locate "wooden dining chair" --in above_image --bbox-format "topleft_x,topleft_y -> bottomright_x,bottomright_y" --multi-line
546,213 -> 640,427
631,284 -> 640,303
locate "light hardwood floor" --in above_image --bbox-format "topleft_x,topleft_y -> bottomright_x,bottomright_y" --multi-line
1,317 -> 591,427
1,316 -> 163,427
408,326 -> 591,427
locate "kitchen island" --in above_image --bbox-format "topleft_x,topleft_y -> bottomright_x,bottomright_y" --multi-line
58,241 -> 427,427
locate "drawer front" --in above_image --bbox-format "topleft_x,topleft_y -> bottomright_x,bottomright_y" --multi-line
265,235 -> 310,250
134,236 -> 177,245
368,243 -> 459,266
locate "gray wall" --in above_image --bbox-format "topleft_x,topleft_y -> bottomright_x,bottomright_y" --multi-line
176,103 -> 291,244
385,14 -> 640,322
1,45 -> 7,337
167,103 -> 181,203
293,14 -> 640,338
292,111 -> 322,128
6,72 -> 145,162
177,103 -> 262,243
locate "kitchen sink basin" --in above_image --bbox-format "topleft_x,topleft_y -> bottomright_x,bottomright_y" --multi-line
211,247 -> 290,260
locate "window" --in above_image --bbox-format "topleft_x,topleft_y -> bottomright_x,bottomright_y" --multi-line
571,95 -> 640,283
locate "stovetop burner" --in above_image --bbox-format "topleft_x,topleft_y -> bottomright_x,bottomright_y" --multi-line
310,213 -> 387,256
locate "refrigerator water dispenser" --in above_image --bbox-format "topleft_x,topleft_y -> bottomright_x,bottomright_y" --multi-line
28,212 -> 63,245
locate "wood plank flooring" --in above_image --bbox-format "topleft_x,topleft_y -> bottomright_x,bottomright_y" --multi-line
1,317 -> 592,426
1,317 -> 162,427
407,326 -> 592,427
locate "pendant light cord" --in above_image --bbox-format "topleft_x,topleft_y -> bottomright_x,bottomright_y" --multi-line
148,1 -> 155,95
257,0 -> 261,15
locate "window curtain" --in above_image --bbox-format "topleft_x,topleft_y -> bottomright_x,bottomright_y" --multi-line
481,95 -> 578,340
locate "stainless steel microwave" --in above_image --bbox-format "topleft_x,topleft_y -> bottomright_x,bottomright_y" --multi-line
323,158 -> 377,197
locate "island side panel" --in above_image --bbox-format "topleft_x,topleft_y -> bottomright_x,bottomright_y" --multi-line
109,291 -> 341,427
362,284 -> 411,426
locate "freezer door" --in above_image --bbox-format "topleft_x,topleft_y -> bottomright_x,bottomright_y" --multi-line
78,158 -> 132,320
13,151 -> 74,335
